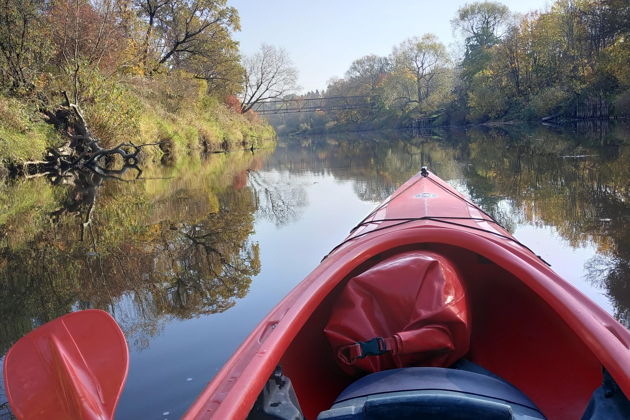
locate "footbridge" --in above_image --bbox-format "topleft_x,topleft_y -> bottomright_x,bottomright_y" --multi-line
252,95 -> 377,115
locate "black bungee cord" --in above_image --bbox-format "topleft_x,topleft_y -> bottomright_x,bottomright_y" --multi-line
322,169 -> 550,266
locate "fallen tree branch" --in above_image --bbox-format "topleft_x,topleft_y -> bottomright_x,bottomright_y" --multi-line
15,92 -> 166,178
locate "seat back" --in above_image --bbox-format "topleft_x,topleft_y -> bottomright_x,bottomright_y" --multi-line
318,367 -> 546,420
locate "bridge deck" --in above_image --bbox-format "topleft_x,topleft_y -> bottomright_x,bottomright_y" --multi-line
252,95 -> 377,115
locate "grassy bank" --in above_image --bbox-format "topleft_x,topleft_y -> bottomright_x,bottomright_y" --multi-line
0,74 -> 275,172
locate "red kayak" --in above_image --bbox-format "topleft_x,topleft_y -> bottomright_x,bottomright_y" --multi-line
183,168 -> 630,420
4,169 -> 630,419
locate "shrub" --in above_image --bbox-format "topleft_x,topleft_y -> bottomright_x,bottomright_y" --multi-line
527,87 -> 571,119
224,95 -> 241,113
466,70 -> 509,122
613,89 -> 630,117
82,80 -> 143,146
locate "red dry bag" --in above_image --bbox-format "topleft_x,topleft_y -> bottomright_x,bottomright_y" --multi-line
324,250 -> 470,375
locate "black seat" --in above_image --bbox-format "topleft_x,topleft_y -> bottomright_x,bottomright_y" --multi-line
318,366 -> 546,420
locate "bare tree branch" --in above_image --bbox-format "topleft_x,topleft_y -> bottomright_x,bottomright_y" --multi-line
240,44 -> 298,113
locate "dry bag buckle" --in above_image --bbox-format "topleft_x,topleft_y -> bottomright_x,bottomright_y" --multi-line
338,337 -> 387,365
357,337 -> 386,359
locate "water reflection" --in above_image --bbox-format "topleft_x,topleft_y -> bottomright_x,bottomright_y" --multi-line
0,150 -> 270,354
267,131 -> 465,202
459,124 -> 630,326
249,170 -> 308,226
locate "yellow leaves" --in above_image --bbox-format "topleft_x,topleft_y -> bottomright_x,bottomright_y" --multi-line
475,68 -> 495,80
602,38 -> 630,87
135,223 -> 163,242
118,39 -> 145,76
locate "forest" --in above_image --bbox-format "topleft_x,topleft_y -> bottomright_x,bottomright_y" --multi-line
0,0 -> 284,174
271,0 -> 630,134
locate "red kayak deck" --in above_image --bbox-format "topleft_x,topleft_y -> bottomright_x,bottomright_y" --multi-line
183,170 -> 630,420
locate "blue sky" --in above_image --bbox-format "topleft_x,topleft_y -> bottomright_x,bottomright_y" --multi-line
229,1 -> 551,93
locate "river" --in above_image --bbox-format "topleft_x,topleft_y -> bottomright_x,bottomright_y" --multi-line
1,122 -> 629,419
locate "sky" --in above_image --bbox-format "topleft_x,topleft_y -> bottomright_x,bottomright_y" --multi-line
229,0 -> 551,93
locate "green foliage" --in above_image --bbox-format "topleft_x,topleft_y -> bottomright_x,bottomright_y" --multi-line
452,1 -> 510,84
0,148 -> 272,351
527,87 -> 572,118
453,0 -> 630,122
78,70 -> 143,147
0,96 -> 61,162
452,1 -> 510,49
345,55 -> 391,95
601,37 -> 630,89
0,0 -> 262,164
131,73 -> 205,114
0,0 -> 51,90
467,69 -> 509,121
267,0 -> 629,134
126,74 -> 274,157
0,178 -> 57,246
139,0 -> 243,88
390,34 -> 451,109
614,90 -> 630,117
0,60 -> 274,165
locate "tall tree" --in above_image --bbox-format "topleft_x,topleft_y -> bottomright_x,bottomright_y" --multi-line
170,10 -> 243,96
240,44 -> 298,113
135,0 -> 170,71
135,0 -> 240,75
0,0 -> 49,90
452,1 -> 510,49
49,0 -> 126,103
388,34 -> 451,110
345,54 -> 390,94
452,1 -> 510,81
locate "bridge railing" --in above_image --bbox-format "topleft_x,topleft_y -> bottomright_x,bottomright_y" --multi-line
252,95 -> 377,115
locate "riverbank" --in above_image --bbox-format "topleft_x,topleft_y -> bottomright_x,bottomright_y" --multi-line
273,113 -> 629,137
0,74 -> 275,177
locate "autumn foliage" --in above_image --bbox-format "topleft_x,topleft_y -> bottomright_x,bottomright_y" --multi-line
225,95 -> 242,113
0,0 -> 245,104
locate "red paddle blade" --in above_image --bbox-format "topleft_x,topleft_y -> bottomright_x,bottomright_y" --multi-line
3,309 -> 129,420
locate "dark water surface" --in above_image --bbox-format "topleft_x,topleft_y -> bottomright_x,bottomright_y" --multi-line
1,123 -> 630,419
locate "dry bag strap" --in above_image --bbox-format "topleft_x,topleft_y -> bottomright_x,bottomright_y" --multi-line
337,336 -> 401,365
336,326 -> 453,365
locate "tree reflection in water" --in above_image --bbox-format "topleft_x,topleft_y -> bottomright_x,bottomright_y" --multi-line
0,151 -> 269,353
248,169 -> 308,227
456,124 -> 630,327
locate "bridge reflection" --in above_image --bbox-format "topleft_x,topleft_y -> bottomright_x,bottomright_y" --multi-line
252,95 -> 377,114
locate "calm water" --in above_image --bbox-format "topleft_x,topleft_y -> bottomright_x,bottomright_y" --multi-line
1,123 -> 629,419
